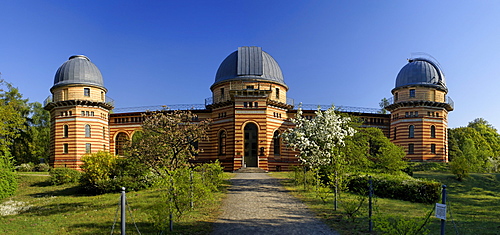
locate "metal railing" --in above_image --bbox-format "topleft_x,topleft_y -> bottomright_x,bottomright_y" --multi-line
385,95 -> 454,109
113,104 -> 206,113
294,104 -> 383,114
43,95 -> 115,107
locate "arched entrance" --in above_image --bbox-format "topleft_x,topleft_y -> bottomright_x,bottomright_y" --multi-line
244,123 -> 258,167
115,132 -> 129,156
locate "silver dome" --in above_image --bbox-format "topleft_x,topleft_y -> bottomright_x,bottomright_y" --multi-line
52,55 -> 105,91
212,47 -> 286,88
395,58 -> 447,91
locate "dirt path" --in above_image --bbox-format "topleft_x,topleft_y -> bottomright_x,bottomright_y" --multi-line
211,173 -> 338,235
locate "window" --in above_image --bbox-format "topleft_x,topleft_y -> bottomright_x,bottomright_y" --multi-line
393,127 -> 397,140
273,131 -> 281,155
218,130 -> 226,155
414,111 -> 418,117
103,127 -> 106,139
431,125 -> 436,138
408,144 -> 414,154
276,88 -> 280,99
81,111 -> 85,116
244,102 -> 247,108
409,89 -> 416,98
246,85 -> 254,90
101,91 -> 104,101
63,143 -> 68,154
85,124 -> 91,137
220,88 -> 225,100
115,132 -> 129,156
85,143 -> 91,153
395,92 -> 399,101
431,144 -> 436,154
254,102 -> 258,108
84,88 -> 90,97
409,125 -> 415,138
63,125 -> 69,138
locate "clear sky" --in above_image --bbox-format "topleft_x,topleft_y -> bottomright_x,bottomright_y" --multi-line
1,1 -> 500,129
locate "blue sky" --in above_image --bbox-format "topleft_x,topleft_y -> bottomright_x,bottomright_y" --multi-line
1,1 -> 500,129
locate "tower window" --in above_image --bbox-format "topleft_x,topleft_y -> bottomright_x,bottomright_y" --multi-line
409,89 -> 416,98
244,102 -> 248,108
431,144 -> 436,154
218,130 -> 226,155
431,125 -> 436,138
103,127 -> 106,139
63,125 -> 69,138
85,124 -> 91,137
220,88 -> 225,101
63,143 -> 68,154
408,125 -> 415,138
85,143 -> 91,153
408,144 -> 414,154
276,88 -> 280,99
84,88 -> 90,97
393,127 -> 397,140
246,85 -> 254,90
395,92 -> 399,101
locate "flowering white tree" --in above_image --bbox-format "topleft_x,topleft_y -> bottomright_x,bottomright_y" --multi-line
282,106 -> 356,168
282,105 -> 356,210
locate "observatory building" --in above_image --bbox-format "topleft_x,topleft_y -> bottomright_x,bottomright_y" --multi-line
44,47 -> 453,171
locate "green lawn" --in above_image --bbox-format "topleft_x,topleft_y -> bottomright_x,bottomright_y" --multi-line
0,173 -> 229,234
271,171 -> 500,235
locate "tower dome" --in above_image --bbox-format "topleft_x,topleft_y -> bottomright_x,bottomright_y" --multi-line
212,46 -> 287,89
52,55 -> 105,91
394,58 -> 447,92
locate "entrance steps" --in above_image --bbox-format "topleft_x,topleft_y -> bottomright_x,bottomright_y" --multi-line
235,167 -> 268,173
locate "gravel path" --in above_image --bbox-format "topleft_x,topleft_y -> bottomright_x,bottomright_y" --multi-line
211,173 -> 338,235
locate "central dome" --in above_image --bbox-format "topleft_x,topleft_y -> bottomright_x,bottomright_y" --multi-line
52,55 -> 105,91
212,47 -> 286,89
394,58 -> 447,92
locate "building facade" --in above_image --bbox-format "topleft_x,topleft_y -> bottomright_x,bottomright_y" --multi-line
44,47 -> 453,171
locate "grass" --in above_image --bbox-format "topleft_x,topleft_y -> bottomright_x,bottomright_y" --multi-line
0,172 -> 230,234
271,171 -> 500,235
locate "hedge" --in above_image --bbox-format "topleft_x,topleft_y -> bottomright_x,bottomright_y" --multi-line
347,174 -> 441,204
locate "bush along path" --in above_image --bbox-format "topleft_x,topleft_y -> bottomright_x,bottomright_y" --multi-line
211,172 -> 338,235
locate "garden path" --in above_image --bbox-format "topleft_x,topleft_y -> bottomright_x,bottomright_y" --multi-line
211,172 -> 338,235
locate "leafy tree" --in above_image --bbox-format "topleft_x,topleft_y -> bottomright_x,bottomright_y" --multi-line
129,110 -> 211,175
378,98 -> 390,114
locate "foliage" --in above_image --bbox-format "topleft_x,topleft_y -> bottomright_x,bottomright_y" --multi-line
342,193 -> 366,222
150,162 -> 224,232
378,97 -> 390,114
16,163 -> 35,172
449,155 -> 469,181
448,118 -> 500,173
129,110 -> 211,174
0,155 -> 17,200
0,80 -> 50,164
49,168 -> 81,185
347,174 -> 441,204
80,151 -> 154,193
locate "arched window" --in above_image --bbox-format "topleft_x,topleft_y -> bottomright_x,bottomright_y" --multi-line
393,127 -> 397,140
408,125 -> 414,138
273,131 -> 281,155
85,124 -> 91,137
115,132 -> 129,156
431,125 -> 436,138
63,125 -> 69,138
218,130 -> 226,155
408,144 -> 414,154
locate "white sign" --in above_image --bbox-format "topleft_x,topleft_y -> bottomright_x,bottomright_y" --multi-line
435,203 -> 446,220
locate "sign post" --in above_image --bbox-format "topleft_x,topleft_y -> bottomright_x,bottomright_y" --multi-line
436,185 -> 447,235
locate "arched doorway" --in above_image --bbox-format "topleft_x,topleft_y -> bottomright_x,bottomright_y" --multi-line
244,123 -> 258,167
115,132 -> 129,156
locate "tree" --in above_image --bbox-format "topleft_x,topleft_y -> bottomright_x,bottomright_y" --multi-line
378,98 -> 390,114
128,110 -> 211,175
281,106 -> 356,168
282,106 -> 356,210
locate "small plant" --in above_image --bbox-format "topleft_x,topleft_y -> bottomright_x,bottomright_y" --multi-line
374,208 -> 433,235
17,163 -> 35,172
342,194 -> 366,222
49,168 -> 81,185
34,163 -> 50,172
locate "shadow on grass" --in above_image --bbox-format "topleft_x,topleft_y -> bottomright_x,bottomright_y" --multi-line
69,221 -> 213,235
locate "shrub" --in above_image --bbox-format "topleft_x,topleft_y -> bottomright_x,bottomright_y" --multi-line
347,174 -> 441,204
34,163 -> 50,172
17,163 -> 35,172
80,151 -> 154,194
0,156 -> 17,200
49,168 -> 81,185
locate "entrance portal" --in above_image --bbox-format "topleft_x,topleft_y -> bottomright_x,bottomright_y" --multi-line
244,123 -> 258,167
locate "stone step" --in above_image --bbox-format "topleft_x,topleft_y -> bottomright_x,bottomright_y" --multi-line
235,167 -> 268,173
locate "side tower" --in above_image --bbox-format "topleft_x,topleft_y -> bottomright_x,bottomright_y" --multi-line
44,55 -> 113,169
204,46 -> 295,171
385,57 -> 453,162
